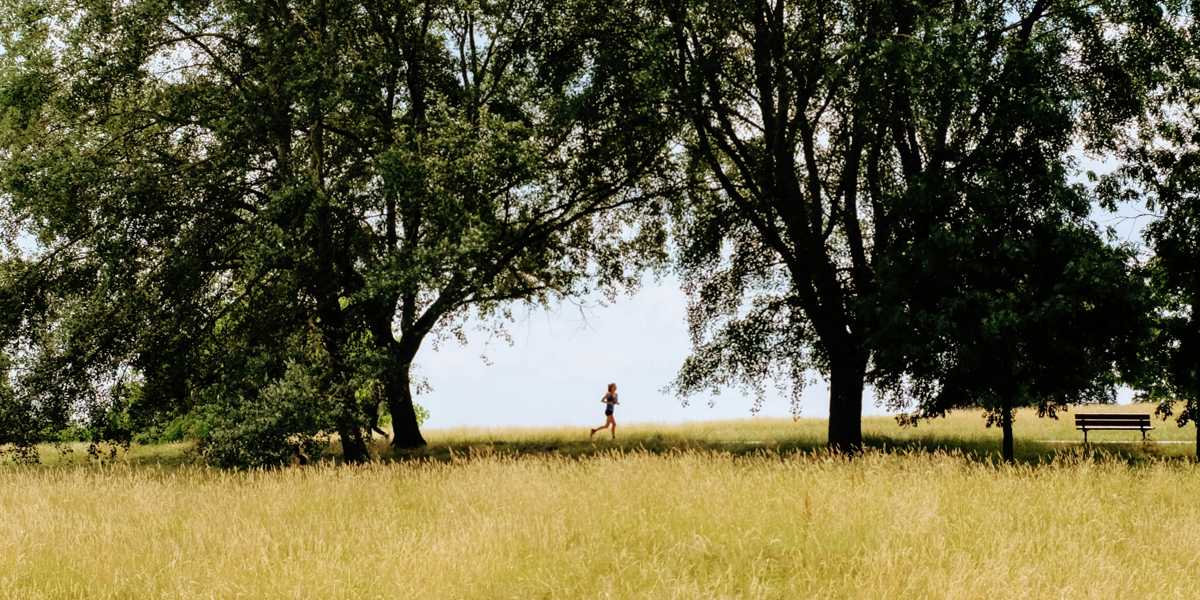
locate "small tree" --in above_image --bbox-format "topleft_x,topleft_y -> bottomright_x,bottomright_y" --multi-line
875,215 -> 1152,461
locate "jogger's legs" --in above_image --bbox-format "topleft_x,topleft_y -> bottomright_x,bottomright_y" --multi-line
590,415 -> 616,438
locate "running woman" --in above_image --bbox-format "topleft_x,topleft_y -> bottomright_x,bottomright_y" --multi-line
590,383 -> 619,440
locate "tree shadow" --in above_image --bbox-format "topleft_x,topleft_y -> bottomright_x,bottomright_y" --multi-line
378,432 -> 1194,466
861,435 -> 1191,466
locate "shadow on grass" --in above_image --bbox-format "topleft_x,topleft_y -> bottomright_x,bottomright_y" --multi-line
378,433 -> 1194,467
0,441 -> 202,469
861,435 -> 1192,466
10,433 -> 1189,470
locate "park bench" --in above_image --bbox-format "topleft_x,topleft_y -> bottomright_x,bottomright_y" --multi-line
1074,413 -> 1153,443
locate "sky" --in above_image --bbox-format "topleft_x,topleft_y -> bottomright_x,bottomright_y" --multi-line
416,275 -> 843,430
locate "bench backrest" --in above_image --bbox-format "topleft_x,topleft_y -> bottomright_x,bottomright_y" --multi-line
1074,413 -> 1151,427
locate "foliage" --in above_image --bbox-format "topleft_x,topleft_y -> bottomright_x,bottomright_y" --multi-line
200,360 -> 336,469
875,215 -> 1153,459
862,0 -> 1165,463
659,0 -> 1163,452
1101,1 -> 1200,457
0,0 -> 672,465
0,0 -> 1193,467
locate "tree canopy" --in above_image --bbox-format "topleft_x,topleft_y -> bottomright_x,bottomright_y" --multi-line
0,0 -> 673,464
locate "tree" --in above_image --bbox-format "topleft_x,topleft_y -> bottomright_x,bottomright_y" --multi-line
1105,4 -> 1200,459
874,215 -> 1151,461
658,0 -> 1157,451
0,0 -> 671,464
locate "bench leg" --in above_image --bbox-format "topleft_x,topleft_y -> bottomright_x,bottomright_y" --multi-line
1142,428 -> 1147,441
1083,429 -> 1088,445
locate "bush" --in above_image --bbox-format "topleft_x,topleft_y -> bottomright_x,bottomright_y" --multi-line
199,360 -> 338,469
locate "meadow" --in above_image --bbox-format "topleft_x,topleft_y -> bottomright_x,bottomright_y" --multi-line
3,404 -> 1200,599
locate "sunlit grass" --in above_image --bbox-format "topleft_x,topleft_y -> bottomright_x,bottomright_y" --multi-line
2,404 -> 1197,598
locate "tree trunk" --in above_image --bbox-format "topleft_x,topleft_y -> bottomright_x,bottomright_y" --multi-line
388,362 -> 427,449
1192,420 -> 1198,461
317,327 -> 371,463
1001,405 -> 1015,462
337,414 -> 371,463
314,316 -> 371,463
827,351 -> 867,453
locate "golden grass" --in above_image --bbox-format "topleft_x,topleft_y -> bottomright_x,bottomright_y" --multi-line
2,405 -> 1198,599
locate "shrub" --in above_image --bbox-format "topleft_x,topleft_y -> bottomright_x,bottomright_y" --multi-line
199,360 -> 338,469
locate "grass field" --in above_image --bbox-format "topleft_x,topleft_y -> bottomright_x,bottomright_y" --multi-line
3,404 -> 1199,599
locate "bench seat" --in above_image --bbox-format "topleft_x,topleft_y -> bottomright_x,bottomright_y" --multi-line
1074,413 -> 1153,443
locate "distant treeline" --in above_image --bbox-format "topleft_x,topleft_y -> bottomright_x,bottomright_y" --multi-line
1,0 -> 1197,465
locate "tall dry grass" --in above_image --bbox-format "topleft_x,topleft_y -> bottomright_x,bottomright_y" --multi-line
3,441 -> 1200,598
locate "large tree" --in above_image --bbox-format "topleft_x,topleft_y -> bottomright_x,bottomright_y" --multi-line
0,0 -> 671,463
659,0 -> 1155,451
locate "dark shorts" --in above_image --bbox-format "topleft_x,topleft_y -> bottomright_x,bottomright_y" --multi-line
605,406 -> 614,417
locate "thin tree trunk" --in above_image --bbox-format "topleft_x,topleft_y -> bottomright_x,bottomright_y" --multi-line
827,351 -> 867,453
337,409 -> 371,463
325,337 -> 372,463
1190,419 -> 1198,461
1001,405 -> 1015,462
